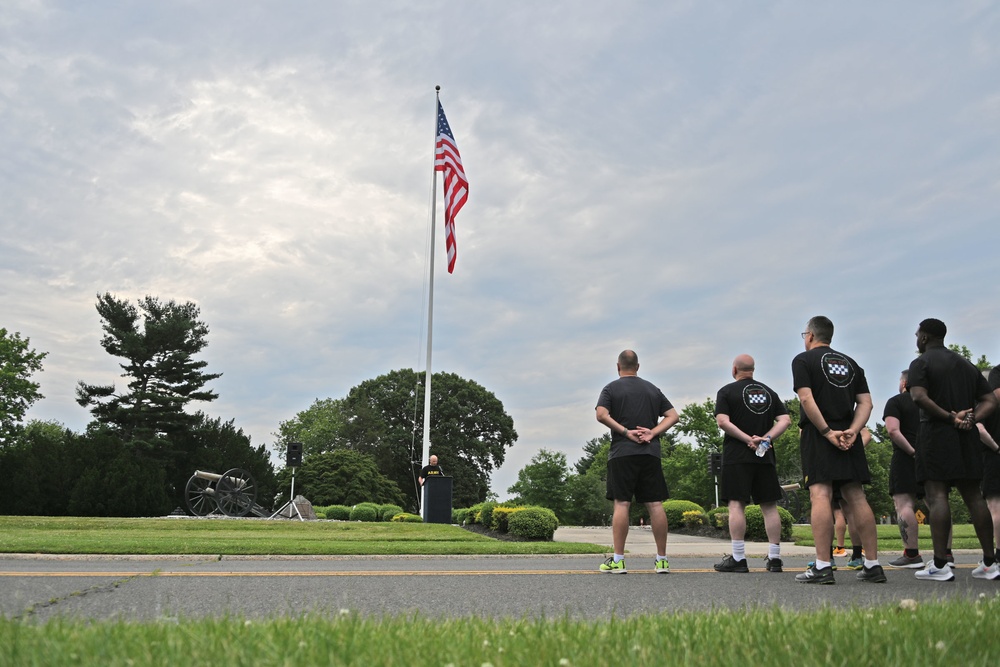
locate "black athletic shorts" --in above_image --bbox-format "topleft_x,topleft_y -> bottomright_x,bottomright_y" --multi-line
606,454 -> 669,503
720,463 -> 782,505
889,450 -> 922,497
982,449 -> 1000,498
915,422 -> 983,483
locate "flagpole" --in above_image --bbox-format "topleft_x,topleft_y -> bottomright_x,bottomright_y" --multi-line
421,86 -> 441,476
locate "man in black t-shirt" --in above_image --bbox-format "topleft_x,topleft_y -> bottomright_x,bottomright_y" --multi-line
418,455 -> 443,486
883,370 -> 924,568
791,316 -> 884,584
595,349 -> 679,574
907,318 -> 997,582
712,354 -> 791,574
975,366 -> 1000,580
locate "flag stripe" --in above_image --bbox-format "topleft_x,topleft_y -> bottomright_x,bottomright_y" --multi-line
434,101 -> 467,274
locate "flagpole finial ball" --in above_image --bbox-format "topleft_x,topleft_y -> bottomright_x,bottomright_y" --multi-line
435,85 -> 441,91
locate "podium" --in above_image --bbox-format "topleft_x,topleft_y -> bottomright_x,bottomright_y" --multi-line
422,475 -> 453,524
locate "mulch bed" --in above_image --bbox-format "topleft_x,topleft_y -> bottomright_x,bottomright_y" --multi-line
461,523 -> 540,542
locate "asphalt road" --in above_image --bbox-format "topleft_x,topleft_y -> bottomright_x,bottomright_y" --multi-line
2,553 -> 996,621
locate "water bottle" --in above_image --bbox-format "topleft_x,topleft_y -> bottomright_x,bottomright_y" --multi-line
755,436 -> 772,458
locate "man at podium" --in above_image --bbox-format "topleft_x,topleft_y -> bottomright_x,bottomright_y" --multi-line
419,455 -> 444,486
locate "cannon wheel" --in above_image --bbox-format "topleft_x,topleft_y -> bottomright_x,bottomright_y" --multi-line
185,474 -> 217,516
215,468 -> 257,517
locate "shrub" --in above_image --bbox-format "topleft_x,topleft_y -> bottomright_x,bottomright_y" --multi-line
491,506 -> 524,533
349,504 -> 379,522
392,513 -> 423,523
464,502 -> 486,525
508,507 -> 558,540
324,505 -> 351,521
379,504 -> 404,522
744,504 -> 794,542
706,506 -> 729,530
682,510 -> 706,528
314,512 -> 326,520
662,499 -> 706,528
453,508 -> 469,525
478,502 -> 497,530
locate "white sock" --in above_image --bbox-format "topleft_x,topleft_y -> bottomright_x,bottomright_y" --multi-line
815,559 -> 831,569
768,543 -> 781,559
731,540 -> 746,561
613,553 -> 624,563
864,558 -> 879,569
657,554 -> 666,561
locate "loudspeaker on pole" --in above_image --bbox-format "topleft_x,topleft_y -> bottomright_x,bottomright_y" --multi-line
287,441 -> 303,467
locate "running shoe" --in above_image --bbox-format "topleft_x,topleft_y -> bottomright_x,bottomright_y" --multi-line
888,554 -> 924,569
599,556 -> 627,574
713,554 -> 749,573
915,563 -> 955,582
795,564 -> 835,584
764,557 -> 783,573
832,547 -> 848,558
845,557 -> 864,570
971,561 -> 1000,580
654,557 -> 670,574
924,555 -> 955,569
857,564 -> 887,583
807,558 -> 837,571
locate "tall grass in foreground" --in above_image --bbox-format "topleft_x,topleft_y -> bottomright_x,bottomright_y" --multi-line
3,597 -> 999,667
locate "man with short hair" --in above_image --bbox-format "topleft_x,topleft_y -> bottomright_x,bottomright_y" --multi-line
595,349 -> 679,574
792,316 -> 885,584
908,319 -> 997,581
883,370 -> 925,568
713,354 -> 792,573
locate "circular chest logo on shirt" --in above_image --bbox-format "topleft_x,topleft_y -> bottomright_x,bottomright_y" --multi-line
743,384 -> 772,415
821,352 -> 855,388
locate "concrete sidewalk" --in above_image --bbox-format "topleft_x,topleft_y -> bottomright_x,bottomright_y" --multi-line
554,525 -> 818,557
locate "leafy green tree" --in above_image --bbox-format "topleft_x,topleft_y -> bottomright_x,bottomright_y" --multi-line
76,293 -> 221,455
574,434 -> 609,475
948,344 -> 991,371
293,449 -> 404,507
563,473 -> 611,526
273,398 -> 348,459
277,369 -> 517,510
676,399 -> 724,451
0,420 -> 74,515
0,328 -> 47,447
507,449 -> 570,519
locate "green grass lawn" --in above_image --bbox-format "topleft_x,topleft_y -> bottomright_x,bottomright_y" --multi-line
3,598 -> 998,666
791,522 -> 987,551
0,516 -> 607,556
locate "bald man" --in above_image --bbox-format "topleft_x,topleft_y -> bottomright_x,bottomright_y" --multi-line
713,354 -> 792,573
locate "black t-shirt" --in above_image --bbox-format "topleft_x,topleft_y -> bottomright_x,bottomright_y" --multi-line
596,375 -> 673,460
792,346 -> 870,430
714,378 -> 788,465
882,391 -> 919,447
907,347 -> 991,421
420,465 -> 443,482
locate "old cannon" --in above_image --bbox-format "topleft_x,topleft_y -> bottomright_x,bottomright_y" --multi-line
185,468 -> 268,517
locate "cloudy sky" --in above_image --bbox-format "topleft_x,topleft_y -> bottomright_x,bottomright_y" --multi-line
4,2 -> 998,502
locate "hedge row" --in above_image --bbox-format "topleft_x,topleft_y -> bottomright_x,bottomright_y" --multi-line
313,502 -> 405,522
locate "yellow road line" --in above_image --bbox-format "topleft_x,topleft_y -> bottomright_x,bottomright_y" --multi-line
0,569 -> 722,577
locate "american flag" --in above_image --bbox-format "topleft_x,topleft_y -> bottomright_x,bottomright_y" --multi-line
434,100 -> 468,274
